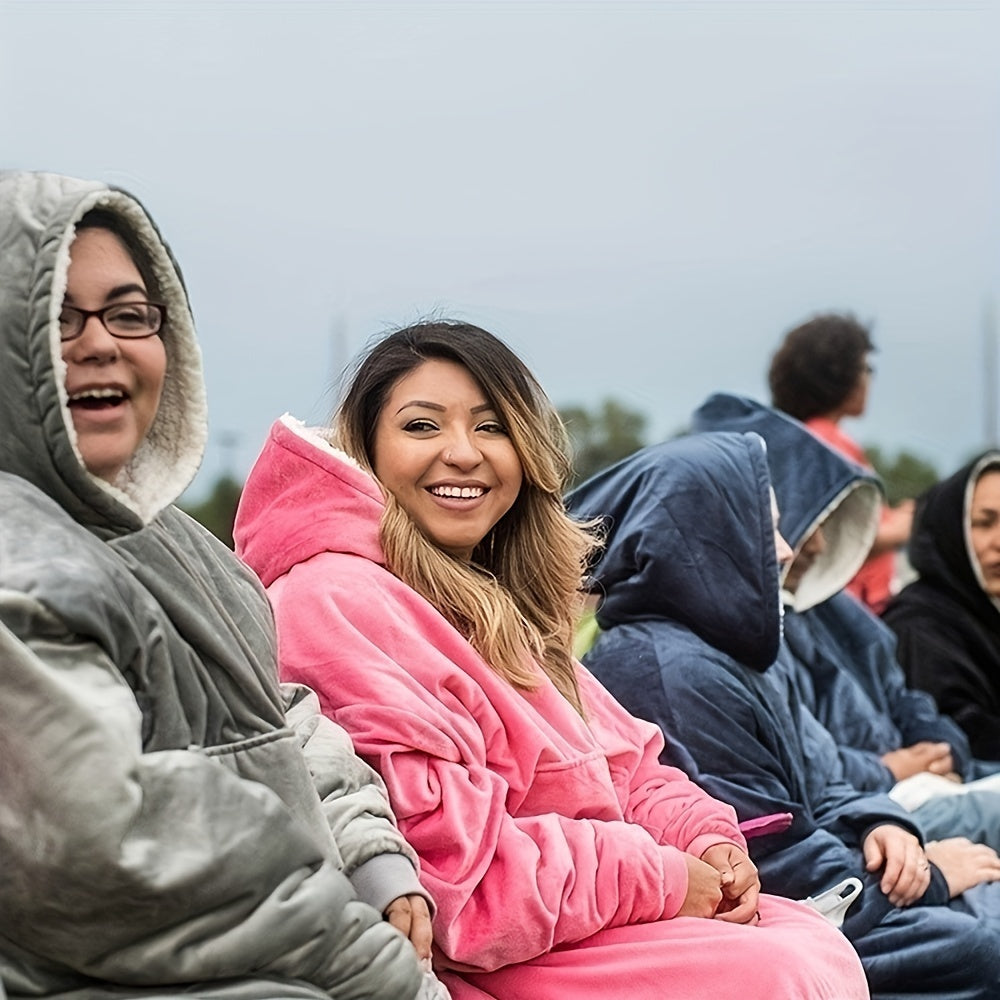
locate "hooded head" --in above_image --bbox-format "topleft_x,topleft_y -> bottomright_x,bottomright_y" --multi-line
0,171 -> 206,531
692,393 -> 882,611
907,451 -> 1000,617
565,431 -> 785,671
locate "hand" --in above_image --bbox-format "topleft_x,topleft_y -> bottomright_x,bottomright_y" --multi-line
677,854 -> 724,919
926,838 -> 1000,898
881,741 -> 954,781
863,824 -> 930,906
384,894 -> 434,962
700,842 -> 761,924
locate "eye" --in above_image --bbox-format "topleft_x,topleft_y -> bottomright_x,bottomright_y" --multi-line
477,420 -> 508,435
105,303 -> 149,327
402,418 -> 439,433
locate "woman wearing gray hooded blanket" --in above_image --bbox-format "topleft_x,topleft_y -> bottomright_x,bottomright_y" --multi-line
0,171 -> 440,1000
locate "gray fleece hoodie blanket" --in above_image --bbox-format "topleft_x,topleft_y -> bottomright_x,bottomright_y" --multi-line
0,171 -> 423,1000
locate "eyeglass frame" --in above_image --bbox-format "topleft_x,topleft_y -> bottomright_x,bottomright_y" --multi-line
58,301 -> 168,343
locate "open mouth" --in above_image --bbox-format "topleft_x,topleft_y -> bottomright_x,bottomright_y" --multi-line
427,485 -> 488,499
67,387 -> 128,410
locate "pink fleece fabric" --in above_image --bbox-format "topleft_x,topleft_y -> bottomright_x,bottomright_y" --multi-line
236,417 -> 869,1000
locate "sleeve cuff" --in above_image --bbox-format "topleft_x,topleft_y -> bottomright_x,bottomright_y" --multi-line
350,854 -> 433,916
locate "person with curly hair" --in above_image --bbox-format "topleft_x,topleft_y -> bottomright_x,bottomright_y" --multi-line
768,311 -> 914,613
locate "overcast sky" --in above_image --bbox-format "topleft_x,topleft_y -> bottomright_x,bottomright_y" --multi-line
3,0 -> 998,498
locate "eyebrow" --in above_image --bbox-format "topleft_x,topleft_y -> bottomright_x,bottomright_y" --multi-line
395,400 -> 496,416
63,282 -> 148,304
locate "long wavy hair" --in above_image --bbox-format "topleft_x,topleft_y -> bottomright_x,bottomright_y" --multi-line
334,321 -> 599,714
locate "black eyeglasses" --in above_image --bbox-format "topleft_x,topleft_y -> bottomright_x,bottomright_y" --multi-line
59,301 -> 167,342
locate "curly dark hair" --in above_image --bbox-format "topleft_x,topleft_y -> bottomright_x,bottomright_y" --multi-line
768,312 -> 876,420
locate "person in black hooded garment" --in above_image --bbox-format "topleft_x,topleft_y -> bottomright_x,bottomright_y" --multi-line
568,430 -> 1000,1000
884,453 -> 1000,761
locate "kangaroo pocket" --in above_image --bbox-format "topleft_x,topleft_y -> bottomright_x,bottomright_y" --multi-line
514,750 -> 622,820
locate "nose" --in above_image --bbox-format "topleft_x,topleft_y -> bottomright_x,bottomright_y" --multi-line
442,431 -> 483,470
775,530 -> 794,567
62,314 -> 122,364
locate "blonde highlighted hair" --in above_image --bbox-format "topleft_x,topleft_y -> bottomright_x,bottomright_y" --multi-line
334,321 -> 599,714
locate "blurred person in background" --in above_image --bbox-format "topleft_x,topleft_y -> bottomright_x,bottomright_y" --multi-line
769,311 -> 914,614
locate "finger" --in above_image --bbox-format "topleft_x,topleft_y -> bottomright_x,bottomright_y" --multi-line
714,893 -> 759,924
724,867 -> 759,901
407,898 -> 434,960
888,855 -> 929,906
384,899 -> 412,938
863,835 -> 885,873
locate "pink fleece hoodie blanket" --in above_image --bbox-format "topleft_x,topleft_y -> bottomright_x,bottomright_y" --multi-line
235,416 -> 868,1000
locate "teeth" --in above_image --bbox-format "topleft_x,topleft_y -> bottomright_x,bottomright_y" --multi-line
69,387 -> 125,402
430,485 -> 485,499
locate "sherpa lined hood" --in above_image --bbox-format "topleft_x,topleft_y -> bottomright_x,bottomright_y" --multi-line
0,171 -> 206,531
692,393 -> 882,612
565,432 -> 781,672
908,451 -> 1000,618
235,414 -> 385,588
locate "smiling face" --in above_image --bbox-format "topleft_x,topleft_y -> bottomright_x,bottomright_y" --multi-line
61,227 -> 167,482
970,469 -> 1000,597
372,358 -> 524,561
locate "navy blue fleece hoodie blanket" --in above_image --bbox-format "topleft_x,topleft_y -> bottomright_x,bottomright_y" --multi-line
691,393 -> 977,792
568,432 -> 1000,998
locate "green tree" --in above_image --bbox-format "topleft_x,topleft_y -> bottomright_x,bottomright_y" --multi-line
864,445 -> 938,506
181,474 -> 243,549
560,397 -> 649,487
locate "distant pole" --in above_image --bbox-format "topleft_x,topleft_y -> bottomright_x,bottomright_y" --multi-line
330,315 -> 349,399
986,298 -> 999,449
218,430 -> 240,479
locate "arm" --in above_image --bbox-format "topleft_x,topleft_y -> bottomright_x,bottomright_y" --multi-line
0,598 -> 420,999
602,636 -> 939,934
282,682 -> 427,912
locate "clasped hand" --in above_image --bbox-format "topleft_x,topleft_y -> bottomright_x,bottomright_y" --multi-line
679,843 -> 761,924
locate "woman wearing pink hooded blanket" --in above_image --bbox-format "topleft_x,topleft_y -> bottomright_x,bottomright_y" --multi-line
235,321 -> 869,1000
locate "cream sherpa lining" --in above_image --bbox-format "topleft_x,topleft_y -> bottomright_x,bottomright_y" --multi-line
784,480 -> 882,613
278,413 -> 368,472
964,453 -> 1000,609
50,189 -> 207,524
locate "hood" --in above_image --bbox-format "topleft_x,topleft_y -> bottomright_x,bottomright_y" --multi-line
907,450 -> 1000,619
565,432 -> 781,671
692,393 -> 882,612
235,415 -> 385,587
0,171 -> 206,531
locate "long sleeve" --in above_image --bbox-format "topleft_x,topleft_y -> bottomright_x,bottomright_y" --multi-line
268,555 -> 746,974
0,598 -> 421,1000
282,682 -> 428,914
582,622 -> 946,942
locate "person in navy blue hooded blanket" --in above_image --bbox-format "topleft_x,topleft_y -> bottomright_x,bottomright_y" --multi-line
692,394 -> 1000,848
568,430 -> 1000,999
